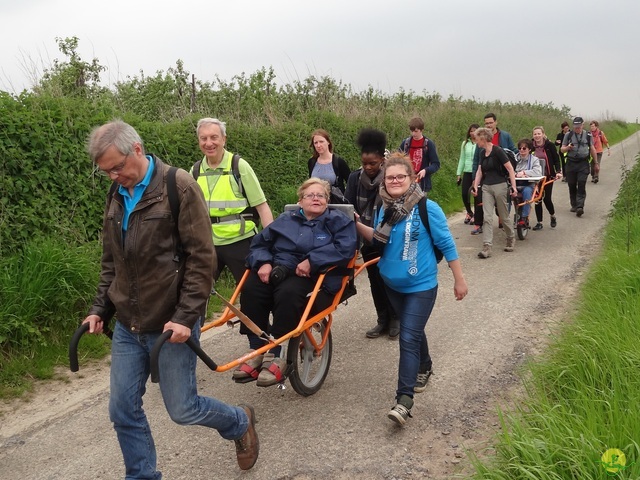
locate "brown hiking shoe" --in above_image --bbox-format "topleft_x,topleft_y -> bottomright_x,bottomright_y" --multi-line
235,405 -> 259,470
477,244 -> 492,259
504,237 -> 515,252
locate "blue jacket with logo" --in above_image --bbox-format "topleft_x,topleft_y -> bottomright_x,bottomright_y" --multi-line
246,207 -> 357,293
374,200 -> 458,294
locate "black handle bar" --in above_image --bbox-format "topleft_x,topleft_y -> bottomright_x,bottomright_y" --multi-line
69,322 -> 113,372
150,329 -> 218,383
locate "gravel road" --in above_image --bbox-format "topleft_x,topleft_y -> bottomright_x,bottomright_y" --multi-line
1,133 -> 638,480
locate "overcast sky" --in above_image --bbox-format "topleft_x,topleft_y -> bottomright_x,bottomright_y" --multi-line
1,0 -> 639,122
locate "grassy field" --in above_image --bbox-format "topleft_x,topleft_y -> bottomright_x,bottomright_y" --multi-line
469,151 -> 640,479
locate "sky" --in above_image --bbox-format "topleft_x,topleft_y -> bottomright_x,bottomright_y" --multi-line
1,0 -> 639,122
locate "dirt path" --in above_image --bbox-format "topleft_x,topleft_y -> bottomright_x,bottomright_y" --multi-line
1,134 -> 638,480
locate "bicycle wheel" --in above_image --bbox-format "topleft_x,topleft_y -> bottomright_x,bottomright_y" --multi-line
287,319 -> 333,396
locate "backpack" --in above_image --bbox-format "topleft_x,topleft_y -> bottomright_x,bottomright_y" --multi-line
566,131 -> 592,161
417,197 -> 444,264
191,153 -> 260,224
401,136 -> 429,160
501,148 -> 517,178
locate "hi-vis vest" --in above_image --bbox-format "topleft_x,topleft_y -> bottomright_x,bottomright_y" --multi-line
195,151 -> 258,244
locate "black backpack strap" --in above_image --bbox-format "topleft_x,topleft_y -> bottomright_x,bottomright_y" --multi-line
231,153 -> 244,198
191,160 -> 202,180
166,167 -> 183,261
417,197 -> 443,263
418,196 -> 431,235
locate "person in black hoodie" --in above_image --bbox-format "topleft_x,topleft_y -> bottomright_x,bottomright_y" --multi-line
345,129 -> 399,339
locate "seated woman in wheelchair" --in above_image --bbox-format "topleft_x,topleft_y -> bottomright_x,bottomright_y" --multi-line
232,178 -> 357,387
514,139 -> 543,225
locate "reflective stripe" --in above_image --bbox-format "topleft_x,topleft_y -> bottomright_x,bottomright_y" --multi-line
206,200 -> 247,209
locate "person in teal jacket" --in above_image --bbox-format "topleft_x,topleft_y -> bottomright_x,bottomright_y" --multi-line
355,153 -> 468,426
457,123 -> 479,225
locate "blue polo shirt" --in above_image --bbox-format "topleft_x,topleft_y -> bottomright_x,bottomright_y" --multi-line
118,155 -> 154,231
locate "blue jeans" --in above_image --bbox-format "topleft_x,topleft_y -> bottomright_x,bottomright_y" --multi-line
385,286 -> 438,400
109,321 -> 249,479
517,184 -> 534,218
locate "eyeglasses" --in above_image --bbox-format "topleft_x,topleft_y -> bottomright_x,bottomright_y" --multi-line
518,147 -> 529,151
384,174 -> 408,183
97,153 -> 129,177
302,193 -> 328,200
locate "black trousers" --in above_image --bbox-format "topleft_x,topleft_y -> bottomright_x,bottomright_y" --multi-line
214,237 -> 254,284
535,181 -> 556,222
361,244 -> 395,325
239,270 -> 333,347
461,172 -> 474,217
565,159 -> 590,209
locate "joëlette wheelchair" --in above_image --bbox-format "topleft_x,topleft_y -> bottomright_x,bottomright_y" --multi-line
512,161 -> 556,240
69,204 -> 377,396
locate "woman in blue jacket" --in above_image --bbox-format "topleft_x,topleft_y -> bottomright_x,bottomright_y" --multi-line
355,153 -> 468,425
233,178 -> 357,387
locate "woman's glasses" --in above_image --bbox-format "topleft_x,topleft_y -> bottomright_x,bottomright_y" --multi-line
384,174 -> 408,183
302,193 -> 328,200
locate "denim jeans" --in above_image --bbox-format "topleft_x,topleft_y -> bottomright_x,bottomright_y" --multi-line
517,184 -> 534,218
385,285 -> 438,400
109,320 -> 249,479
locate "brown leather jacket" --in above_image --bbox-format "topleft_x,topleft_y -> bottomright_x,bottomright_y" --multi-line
88,156 -> 216,333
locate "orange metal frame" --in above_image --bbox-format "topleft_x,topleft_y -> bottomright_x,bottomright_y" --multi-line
514,177 -> 556,209
200,252 -> 378,373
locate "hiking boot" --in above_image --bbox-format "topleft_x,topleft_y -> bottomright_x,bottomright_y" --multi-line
550,216 -> 557,228
414,369 -> 433,393
388,319 -> 400,339
232,352 -> 264,383
477,244 -> 492,259
532,222 -> 543,231
257,353 -> 288,387
576,207 -> 584,217
365,323 -> 387,339
570,206 -> 577,213
235,405 -> 259,470
387,395 -> 414,426
471,226 -> 483,235
504,237 -> 515,252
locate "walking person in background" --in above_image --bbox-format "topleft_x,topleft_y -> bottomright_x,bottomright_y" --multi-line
308,129 -> 351,203
193,118 -> 273,284
589,120 -> 610,183
355,153 -> 468,426
555,121 -> 570,181
561,117 -> 598,217
471,127 -> 518,259
531,126 -> 563,230
345,129 -> 399,340
470,113 -> 517,235
457,123 -> 479,225
399,116 -> 441,193
83,120 -> 259,476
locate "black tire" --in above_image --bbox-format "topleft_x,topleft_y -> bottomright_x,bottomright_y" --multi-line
287,319 -> 333,396
517,222 -> 528,240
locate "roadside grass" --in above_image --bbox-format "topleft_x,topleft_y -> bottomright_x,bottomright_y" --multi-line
469,154 -> 640,479
0,239 -> 109,398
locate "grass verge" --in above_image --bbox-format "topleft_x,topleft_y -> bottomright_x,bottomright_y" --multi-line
469,152 -> 640,479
